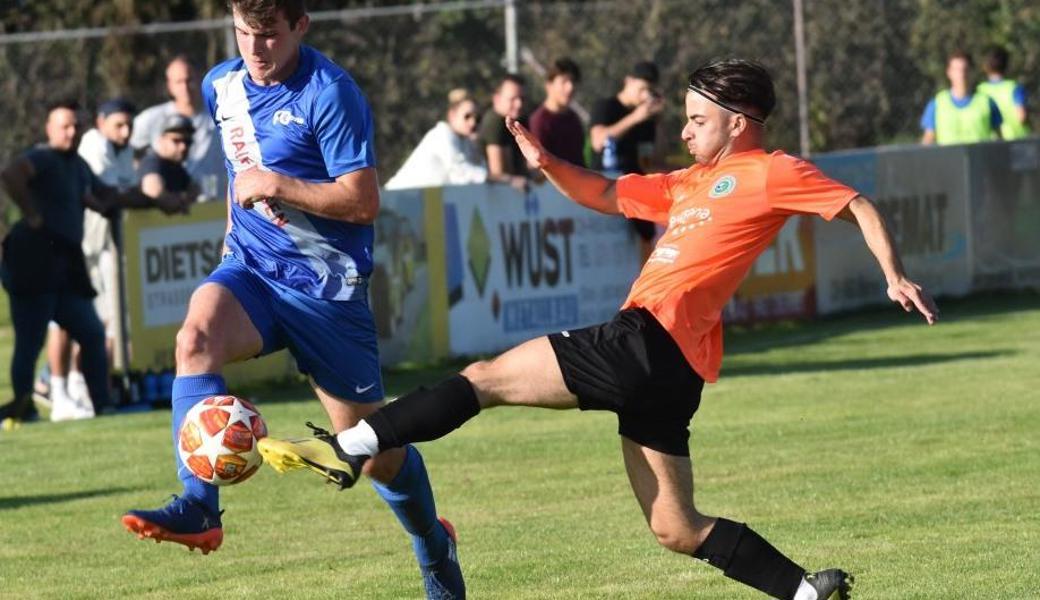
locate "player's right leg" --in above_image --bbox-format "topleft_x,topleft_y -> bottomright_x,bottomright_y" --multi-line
259,335 -> 576,488
122,274 -> 266,554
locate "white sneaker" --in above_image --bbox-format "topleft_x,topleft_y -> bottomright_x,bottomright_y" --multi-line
50,384 -> 93,422
67,371 -> 95,416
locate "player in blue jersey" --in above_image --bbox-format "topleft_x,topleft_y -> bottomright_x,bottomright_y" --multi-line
121,1 -> 465,597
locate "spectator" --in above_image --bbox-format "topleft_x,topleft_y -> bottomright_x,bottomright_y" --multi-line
977,45 -> 1030,140
529,58 -> 585,167
589,61 -> 664,174
43,98 -> 139,420
385,88 -> 486,190
590,60 -> 665,256
0,100 -> 188,427
131,55 -> 225,200
921,50 -> 1003,145
139,114 -> 199,198
477,74 -> 529,191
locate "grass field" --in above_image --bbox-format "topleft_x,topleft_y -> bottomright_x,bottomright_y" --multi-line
1,293 -> 1038,599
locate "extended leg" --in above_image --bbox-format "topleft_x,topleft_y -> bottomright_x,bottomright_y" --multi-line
360,336 -> 576,454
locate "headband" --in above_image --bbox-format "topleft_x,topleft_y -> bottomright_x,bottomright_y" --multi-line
687,84 -> 766,125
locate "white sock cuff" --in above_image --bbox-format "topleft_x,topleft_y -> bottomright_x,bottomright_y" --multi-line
337,419 -> 380,457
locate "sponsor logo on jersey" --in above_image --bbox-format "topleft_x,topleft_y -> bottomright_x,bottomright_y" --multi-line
272,110 -> 305,126
668,206 -> 713,236
648,244 -> 681,265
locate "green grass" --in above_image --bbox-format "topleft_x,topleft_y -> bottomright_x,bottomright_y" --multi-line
1,293 -> 1039,598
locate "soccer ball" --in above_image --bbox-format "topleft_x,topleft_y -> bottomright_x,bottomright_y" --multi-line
178,395 -> 267,486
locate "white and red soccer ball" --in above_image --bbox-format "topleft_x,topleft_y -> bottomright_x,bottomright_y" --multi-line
178,396 -> 267,486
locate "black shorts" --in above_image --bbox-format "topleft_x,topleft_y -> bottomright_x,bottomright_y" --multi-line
548,308 -> 704,456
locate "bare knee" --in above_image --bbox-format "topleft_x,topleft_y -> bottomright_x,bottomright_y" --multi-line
460,360 -> 497,407
650,518 -> 710,555
175,322 -> 223,374
460,359 -> 491,384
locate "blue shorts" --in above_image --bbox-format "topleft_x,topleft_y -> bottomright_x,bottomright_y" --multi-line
205,256 -> 384,402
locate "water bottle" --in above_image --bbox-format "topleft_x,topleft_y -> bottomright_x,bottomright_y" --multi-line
159,370 -> 176,405
143,370 -> 160,406
602,136 -> 620,175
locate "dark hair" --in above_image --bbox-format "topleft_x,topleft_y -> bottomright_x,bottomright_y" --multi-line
983,45 -> 1009,74
628,61 -> 659,85
687,58 -> 776,122
948,50 -> 973,67
97,98 -> 136,117
166,53 -> 195,70
46,98 -> 80,115
546,58 -> 581,84
497,73 -> 526,92
227,0 -> 306,29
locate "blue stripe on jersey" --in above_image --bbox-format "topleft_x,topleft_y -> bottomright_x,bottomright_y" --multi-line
202,45 -> 377,301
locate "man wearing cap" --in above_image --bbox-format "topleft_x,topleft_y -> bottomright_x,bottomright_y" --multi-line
43,99 -> 141,420
590,61 -> 666,258
139,114 -> 199,199
133,55 -> 226,200
0,99 -> 189,428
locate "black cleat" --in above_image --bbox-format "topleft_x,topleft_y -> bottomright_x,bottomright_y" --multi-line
805,569 -> 854,600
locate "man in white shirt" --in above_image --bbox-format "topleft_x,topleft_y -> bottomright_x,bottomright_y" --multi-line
131,56 -> 226,200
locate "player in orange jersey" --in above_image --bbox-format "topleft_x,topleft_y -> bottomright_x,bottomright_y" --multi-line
260,59 -> 937,600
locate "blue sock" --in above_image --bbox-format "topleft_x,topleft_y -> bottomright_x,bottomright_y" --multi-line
372,445 -> 449,568
171,374 -> 225,515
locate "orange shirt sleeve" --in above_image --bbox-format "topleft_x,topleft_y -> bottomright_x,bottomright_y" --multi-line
615,172 -> 674,224
766,152 -> 858,221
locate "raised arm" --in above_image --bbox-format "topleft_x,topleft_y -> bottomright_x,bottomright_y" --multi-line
837,195 -> 939,324
506,117 -> 620,215
589,97 -> 663,152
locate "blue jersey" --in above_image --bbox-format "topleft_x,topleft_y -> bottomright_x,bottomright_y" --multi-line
202,45 -> 376,301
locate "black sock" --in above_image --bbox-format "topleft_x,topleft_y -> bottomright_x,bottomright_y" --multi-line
692,518 -> 805,600
366,374 -> 481,451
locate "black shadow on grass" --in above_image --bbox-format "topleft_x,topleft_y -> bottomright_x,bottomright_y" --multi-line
0,486 -> 141,511
724,349 -> 1015,377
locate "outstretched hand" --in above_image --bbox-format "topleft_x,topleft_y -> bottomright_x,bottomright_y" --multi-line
505,117 -> 549,170
887,278 -> 939,325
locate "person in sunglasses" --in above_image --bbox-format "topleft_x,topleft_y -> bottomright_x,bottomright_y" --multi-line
386,88 -> 487,190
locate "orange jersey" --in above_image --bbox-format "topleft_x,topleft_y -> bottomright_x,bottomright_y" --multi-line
616,149 -> 857,382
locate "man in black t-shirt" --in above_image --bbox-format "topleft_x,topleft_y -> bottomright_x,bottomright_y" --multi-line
139,114 -> 198,200
477,74 -> 529,191
590,61 -> 664,248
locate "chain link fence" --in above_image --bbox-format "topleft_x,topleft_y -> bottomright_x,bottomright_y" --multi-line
1,0 -> 1038,213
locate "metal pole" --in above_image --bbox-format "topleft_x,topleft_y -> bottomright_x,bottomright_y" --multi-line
793,0 -> 810,156
504,0 -> 519,73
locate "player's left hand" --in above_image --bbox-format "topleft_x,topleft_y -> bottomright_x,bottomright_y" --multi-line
234,167 -> 279,210
887,277 -> 939,324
